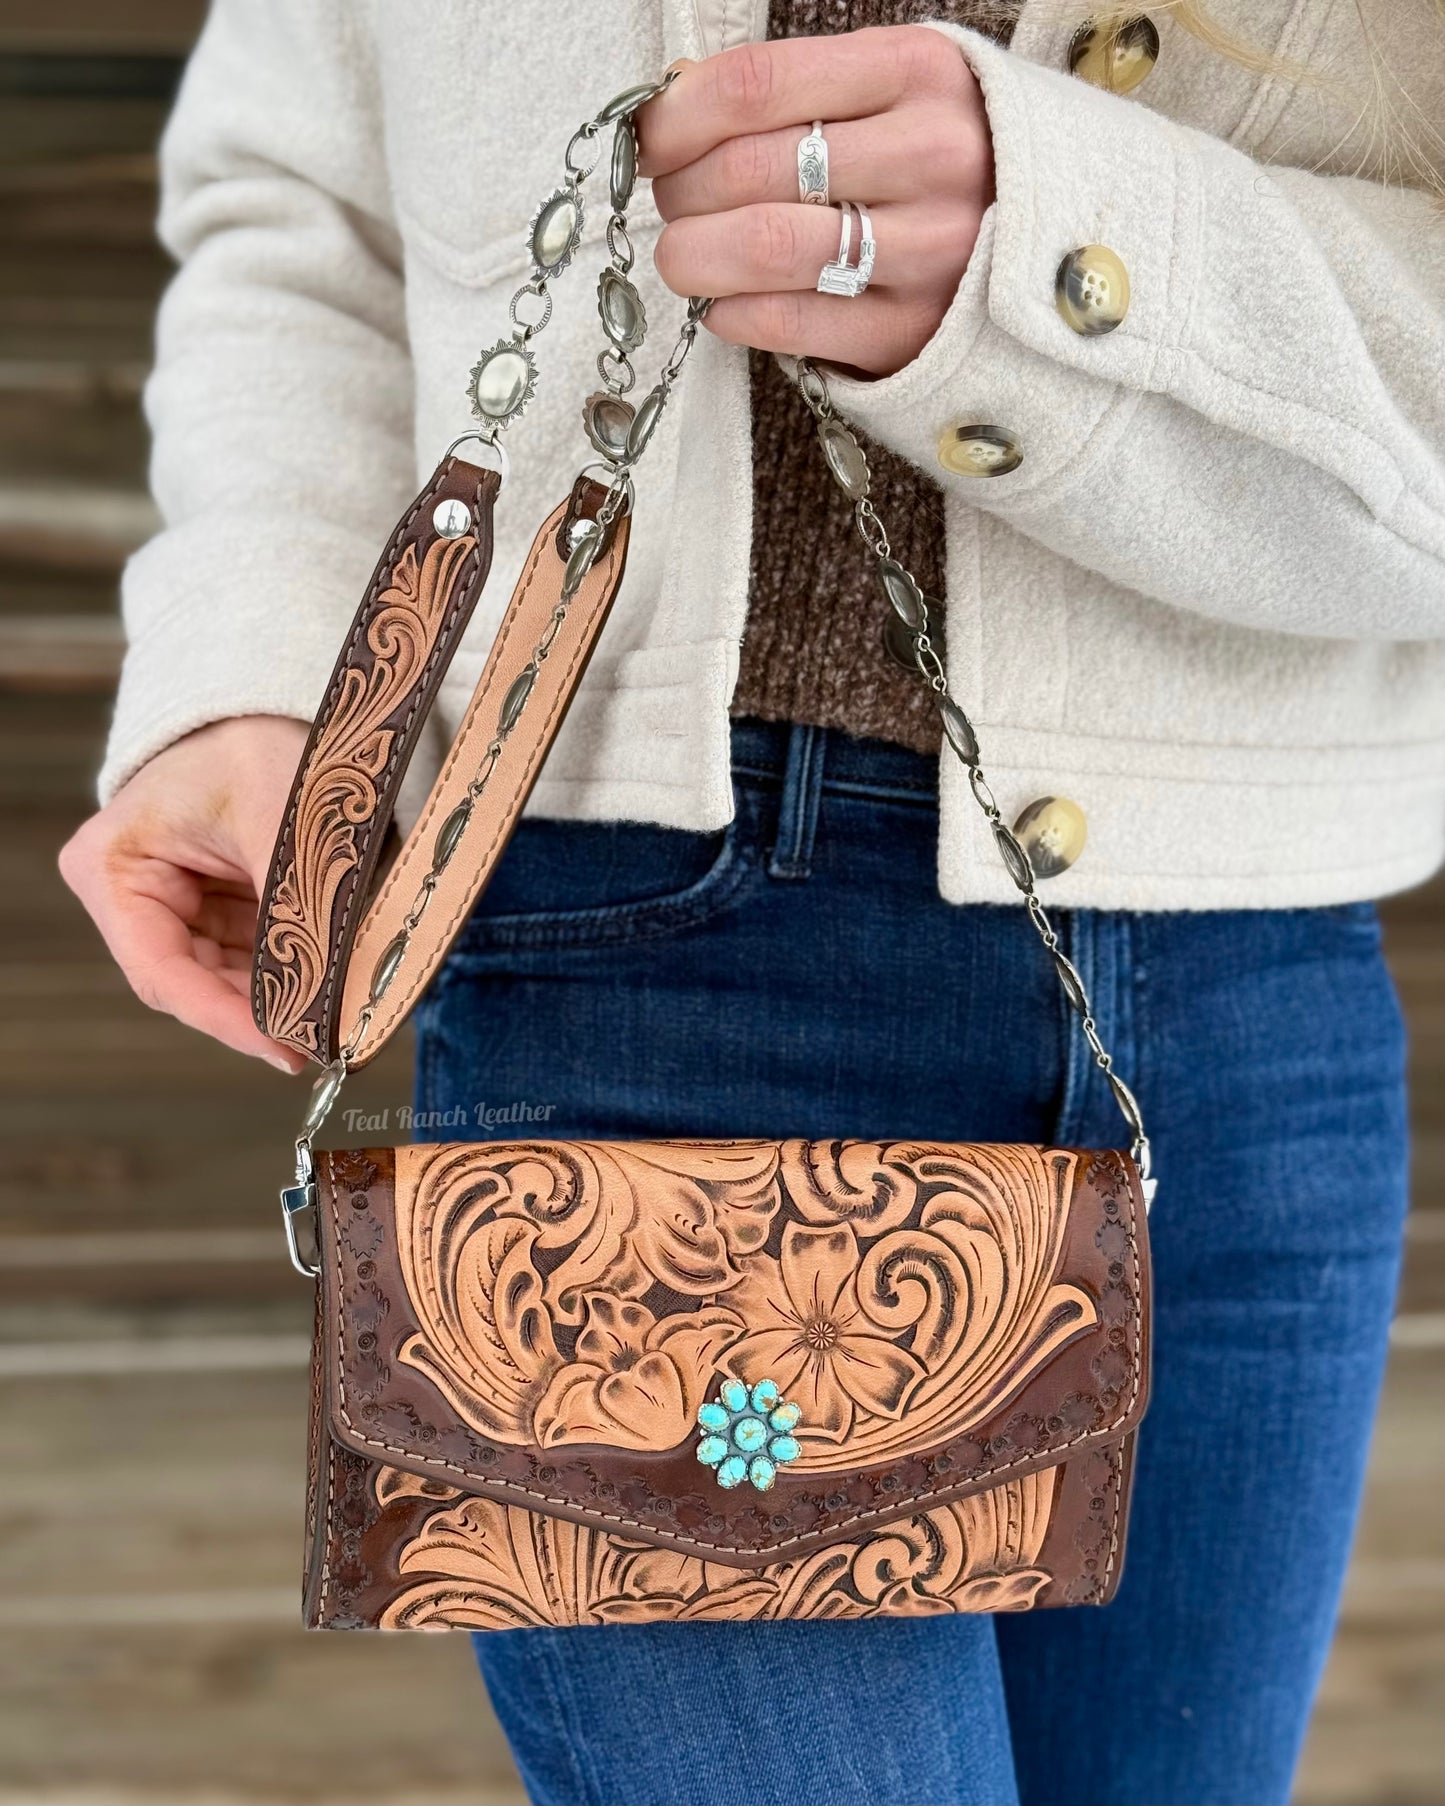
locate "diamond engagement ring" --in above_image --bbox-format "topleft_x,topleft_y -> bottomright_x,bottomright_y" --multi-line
797,120 -> 829,205
816,201 -> 876,298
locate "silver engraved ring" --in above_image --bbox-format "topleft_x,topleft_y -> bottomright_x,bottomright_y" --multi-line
816,201 -> 876,298
797,120 -> 829,206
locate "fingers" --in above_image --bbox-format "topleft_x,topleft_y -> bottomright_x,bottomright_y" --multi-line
701,287 -> 949,376
186,886 -> 264,953
57,716 -> 314,1076
652,102 -> 990,220
654,197 -> 982,301
59,815 -> 306,1074
638,26 -> 971,177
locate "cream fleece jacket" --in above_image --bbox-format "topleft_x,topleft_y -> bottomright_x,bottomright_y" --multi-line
100,0 -> 1445,909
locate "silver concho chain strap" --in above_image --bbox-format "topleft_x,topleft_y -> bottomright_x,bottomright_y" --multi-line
285,76 -> 1152,1273
329,78 -> 710,1074
791,359 -> 1153,1201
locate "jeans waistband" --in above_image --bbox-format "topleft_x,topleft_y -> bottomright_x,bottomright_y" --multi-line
729,716 -> 940,800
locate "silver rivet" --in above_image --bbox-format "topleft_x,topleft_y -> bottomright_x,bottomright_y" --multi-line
433,499 -> 472,539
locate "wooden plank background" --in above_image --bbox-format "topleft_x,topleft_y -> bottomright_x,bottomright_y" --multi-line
0,9 -> 1439,1803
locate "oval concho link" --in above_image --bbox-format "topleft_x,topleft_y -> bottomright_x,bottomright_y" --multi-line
793,355 -> 1154,1198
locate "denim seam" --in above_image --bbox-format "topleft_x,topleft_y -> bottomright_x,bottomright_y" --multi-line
820,775 -> 938,805
1114,912 -> 1140,1119
1054,913 -> 1092,1146
449,835 -> 757,955
731,762 -> 938,807
769,723 -> 825,879
531,1634 -> 600,1806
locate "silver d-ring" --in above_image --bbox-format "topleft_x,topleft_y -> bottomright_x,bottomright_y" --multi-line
797,120 -> 829,205
442,431 -> 511,488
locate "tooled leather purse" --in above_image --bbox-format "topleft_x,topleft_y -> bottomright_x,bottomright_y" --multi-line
253,76 -> 1154,1632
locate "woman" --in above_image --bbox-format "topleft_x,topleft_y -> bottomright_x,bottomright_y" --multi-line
58,1 -> 1442,1802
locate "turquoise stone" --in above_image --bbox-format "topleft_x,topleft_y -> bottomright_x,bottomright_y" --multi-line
698,1375 -> 807,1495
732,1416 -> 767,1453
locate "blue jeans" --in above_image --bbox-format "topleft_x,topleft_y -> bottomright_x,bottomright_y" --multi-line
413,718 -> 1408,1806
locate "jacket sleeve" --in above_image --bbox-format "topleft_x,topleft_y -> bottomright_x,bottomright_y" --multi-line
98,0 -> 416,802
825,24 -> 1445,643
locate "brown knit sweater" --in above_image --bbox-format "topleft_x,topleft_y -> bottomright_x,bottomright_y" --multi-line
732,0 -> 1011,755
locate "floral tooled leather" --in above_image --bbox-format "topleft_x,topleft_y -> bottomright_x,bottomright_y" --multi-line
315,1140 -> 1149,1574
253,459 -> 499,1060
375,1464 -> 1061,1628
304,1435 -> 1137,1627
385,1140 -> 1095,1466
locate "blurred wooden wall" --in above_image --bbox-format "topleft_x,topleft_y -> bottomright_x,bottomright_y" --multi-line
0,7 -> 1439,1804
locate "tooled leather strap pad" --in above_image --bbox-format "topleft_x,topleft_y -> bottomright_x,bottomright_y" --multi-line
255,472 -> 629,1067
335,487 -> 629,1064
253,458 -> 501,1063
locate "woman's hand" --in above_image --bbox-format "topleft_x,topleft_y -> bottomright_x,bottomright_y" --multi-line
59,716 -> 312,1073
637,26 -> 993,378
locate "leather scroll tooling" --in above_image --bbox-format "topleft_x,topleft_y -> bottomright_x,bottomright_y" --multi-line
253,459 -> 501,1063
305,1139 -> 1150,1628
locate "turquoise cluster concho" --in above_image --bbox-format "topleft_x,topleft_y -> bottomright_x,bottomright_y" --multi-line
695,1379 -> 802,1492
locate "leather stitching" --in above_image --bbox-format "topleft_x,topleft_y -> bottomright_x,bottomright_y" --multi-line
321,1150 -> 1144,1558
318,1414 -> 338,1623
253,458 -> 455,1034
353,515 -> 627,1047
314,479 -> 490,1047
342,501 -> 560,1042
1099,1439 -> 1126,1591
257,459 -> 495,1055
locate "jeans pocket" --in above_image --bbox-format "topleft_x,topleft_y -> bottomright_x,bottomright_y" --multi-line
447,814 -> 755,957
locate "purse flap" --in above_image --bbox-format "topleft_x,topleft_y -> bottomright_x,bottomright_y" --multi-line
317,1139 -> 1150,1569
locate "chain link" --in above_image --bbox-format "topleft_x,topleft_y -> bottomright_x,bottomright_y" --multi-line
329,105 -> 677,1083
563,122 -> 602,180
794,355 -> 1154,1195
509,278 -> 553,341
606,215 -> 636,274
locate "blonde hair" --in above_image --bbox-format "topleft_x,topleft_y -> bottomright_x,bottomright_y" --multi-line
981,0 -> 1445,197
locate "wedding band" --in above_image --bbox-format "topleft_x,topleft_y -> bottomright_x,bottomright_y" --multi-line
816,201 -> 875,298
853,202 -> 876,293
835,199 -> 853,266
797,120 -> 829,205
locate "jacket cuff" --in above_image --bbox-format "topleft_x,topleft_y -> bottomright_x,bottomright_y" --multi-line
97,513 -> 382,802
824,23 -> 1187,498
